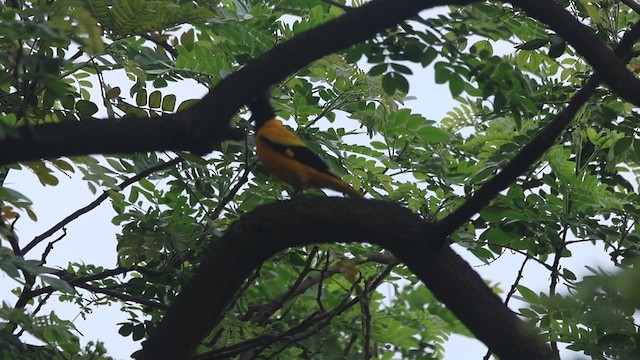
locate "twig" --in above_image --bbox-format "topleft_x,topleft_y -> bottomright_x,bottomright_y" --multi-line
74,282 -> 168,310
256,264 -> 394,359
484,256 -> 530,360
252,247 -> 320,324
40,228 -> 66,264
316,252 -> 330,312
24,266 -> 132,300
475,241 -> 555,271
140,33 -> 178,58
505,257 -> 529,306
360,279 -> 372,360
241,252 -> 394,324
15,293 -> 53,338
229,266 -> 263,320
22,157 -> 183,254
547,227 -> 568,357
2,215 -> 22,255
207,162 -> 255,221
197,262 -> 397,360
343,333 -> 358,358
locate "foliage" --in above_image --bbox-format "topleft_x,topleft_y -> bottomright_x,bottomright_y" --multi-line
1,0 -> 640,358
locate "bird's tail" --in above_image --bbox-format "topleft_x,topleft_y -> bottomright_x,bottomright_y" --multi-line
340,184 -> 364,198
315,175 -> 364,198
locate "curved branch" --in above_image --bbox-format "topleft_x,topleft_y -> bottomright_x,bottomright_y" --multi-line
138,198 -> 555,360
0,0 -> 476,166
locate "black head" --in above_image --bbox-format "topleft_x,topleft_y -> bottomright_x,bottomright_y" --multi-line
248,91 -> 275,129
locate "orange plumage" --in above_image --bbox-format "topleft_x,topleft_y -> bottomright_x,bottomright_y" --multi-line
249,96 -> 362,198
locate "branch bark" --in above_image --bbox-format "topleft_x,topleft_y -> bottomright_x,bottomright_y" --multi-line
0,0 -> 475,166
3,0 -> 639,167
138,198 -> 555,360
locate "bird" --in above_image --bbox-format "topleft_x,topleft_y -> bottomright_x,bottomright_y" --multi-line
248,94 -> 363,198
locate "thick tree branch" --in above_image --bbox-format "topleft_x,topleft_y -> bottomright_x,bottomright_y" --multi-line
0,0 -> 475,166
438,20 -> 640,235
620,0 -> 640,15
193,0 -> 473,122
138,198 -> 555,360
3,0 -> 638,167
0,113 -> 228,166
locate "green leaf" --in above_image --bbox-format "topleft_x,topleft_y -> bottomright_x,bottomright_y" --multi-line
394,73 -> 409,94
517,285 -> 538,304
418,126 -> 450,143
584,3 -> 602,23
118,323 -> 133,337
61,95 -> 75,110
381,72 -> 395,95
370,141 -> 387,150
479,206 -> 507,222
422,47 -> 438,66
515,38 -> 548,51
484,228 -> 511,244
449,74 -> 465,97
76,100 -> 98,117
563,268 -> 577,281
434,62 -> 450,84
162,94 -> 176,112
368,63 -> 388,76
132,324 -> 145,341
149,90 -> 162,108
177,99 -> 199,111
139,178 -> 155,192
136,89 -> 148,106
391,63 -> 412,75
41,275 -> 75,294
613,137 -> 631,156
0,186 -> 32,204
106,87 -> 121,100
519,308 -> 538,319
51,159 -> 75,172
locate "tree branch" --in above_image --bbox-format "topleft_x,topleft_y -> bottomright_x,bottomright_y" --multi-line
22,157 -> 182,254
438,20 -> 640,235
20,266 -> 168,310
138,198 -> 555,360
0,0 -> 475,166
620,0 -> 640,15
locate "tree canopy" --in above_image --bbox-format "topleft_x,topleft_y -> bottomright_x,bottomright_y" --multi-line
2,0 -> 640,359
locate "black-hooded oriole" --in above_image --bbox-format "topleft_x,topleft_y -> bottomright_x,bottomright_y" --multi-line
249,96 -> 362,198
